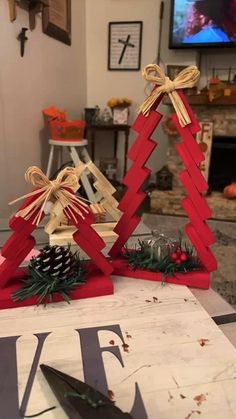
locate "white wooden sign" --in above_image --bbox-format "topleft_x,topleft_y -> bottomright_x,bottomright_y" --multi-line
0,277 -> 236,418
196,122 -> 214,182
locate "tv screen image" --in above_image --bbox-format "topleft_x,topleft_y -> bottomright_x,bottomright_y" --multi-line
170,0 -> 236,48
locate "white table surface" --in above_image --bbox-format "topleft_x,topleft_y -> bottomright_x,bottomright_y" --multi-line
0,276 -> 236,419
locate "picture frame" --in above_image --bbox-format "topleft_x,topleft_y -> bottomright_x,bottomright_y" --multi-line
108,21 -> 143,71
166,64 -> 189,80
166,63 -> 197,95
42,0 -> 71,46
113,107 -> 129,125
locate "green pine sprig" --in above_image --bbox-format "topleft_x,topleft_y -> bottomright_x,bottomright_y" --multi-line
12,255 -> 86,305
124,240 -> 202,278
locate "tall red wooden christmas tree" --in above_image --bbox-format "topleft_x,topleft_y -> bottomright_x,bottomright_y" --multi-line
111,64 -> 217,288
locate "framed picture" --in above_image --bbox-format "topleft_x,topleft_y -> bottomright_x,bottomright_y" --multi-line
42,0 -> 71,45
113,107 -> 129,125
166,64 -> 189,80
108,21 -> 143,71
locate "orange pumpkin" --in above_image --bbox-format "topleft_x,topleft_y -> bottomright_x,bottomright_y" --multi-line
223,183 -> 236,199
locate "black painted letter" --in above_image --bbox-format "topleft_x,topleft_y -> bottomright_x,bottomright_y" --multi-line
77,324 -> 148,419
0,333 -> 50,419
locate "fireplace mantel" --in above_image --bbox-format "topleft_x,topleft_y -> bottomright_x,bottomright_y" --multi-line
163,93 -> 236,106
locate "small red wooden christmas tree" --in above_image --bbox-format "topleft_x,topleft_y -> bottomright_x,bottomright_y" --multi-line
0,167 -> 113,309
111,64 -> 217,288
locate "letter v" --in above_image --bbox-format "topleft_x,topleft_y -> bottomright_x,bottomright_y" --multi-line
0,332 -> 50,419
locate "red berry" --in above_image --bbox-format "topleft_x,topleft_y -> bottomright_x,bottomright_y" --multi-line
175,258 -> 182,264
171,252 -> 178,261
180,252 -> 188,262
176,248 -> 182,255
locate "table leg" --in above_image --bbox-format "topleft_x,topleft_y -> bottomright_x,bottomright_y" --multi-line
69,146 -> 83,166
69,146 -> 99,204
124,130 -> 129,177
91,132 -> 95,162
58,146 -> 63,170
114,131 -> 118,158
46,145 -> 55,178
80,146 -> 92,164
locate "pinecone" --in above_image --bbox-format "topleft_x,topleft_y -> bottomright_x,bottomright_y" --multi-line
12,245 -> 86,305
33,245 -> 79,280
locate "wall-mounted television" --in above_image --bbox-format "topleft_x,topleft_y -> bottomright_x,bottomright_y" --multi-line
169,0 -> 236,49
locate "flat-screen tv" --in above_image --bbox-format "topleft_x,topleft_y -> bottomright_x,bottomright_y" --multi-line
169,0 -> 236,49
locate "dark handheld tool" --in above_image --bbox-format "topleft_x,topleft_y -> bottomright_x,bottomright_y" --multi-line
40,364 -> 134,419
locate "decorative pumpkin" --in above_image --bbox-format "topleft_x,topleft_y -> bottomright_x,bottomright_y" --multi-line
198,141 -> 208,153
223,183 -> 236,199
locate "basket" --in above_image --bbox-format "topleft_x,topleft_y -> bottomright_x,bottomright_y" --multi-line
49,120 -> 86,142
42,106 -> 66,126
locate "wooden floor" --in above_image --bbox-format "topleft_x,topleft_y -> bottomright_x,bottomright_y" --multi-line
1,277 -> 236,419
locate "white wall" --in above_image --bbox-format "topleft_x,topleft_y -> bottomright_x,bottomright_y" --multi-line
85,0 -> 167,179
86,0 -> 160,110
0,0 -> 87,217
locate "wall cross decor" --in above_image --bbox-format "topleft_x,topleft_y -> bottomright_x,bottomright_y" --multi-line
108,21 -> 143,71
17,27 -> 28,56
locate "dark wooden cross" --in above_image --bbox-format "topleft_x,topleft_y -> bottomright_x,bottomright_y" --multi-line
17,27 -> 28,57
118,35 -> 135,64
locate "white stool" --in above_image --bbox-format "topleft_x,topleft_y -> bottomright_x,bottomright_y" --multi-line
46,139 -> 100,203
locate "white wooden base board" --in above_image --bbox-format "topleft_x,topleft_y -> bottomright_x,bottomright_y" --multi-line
0,278 -> 236,418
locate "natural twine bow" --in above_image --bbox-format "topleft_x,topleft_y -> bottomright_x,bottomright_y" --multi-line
9,166 -> 89,225
139,64 -> 200,127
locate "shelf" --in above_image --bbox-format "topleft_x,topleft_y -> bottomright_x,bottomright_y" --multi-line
163,93 -> 236,106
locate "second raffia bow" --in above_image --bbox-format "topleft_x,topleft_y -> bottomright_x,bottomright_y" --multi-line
9,166 -> 89,225
139,64 -> 200,127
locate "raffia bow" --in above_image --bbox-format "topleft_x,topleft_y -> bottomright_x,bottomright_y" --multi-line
9,166 -> 89,225
139,64 -> 200,127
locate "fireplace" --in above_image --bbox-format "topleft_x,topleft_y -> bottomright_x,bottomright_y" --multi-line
208,136 -> 236,192
150,105 -> 236,221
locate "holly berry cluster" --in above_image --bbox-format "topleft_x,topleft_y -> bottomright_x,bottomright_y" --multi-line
170,248 -> 188,265
125,239 -> 202,277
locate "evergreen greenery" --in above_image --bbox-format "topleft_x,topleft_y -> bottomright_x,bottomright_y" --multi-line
12,246 -> 86,305
124,239 -> 202,277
